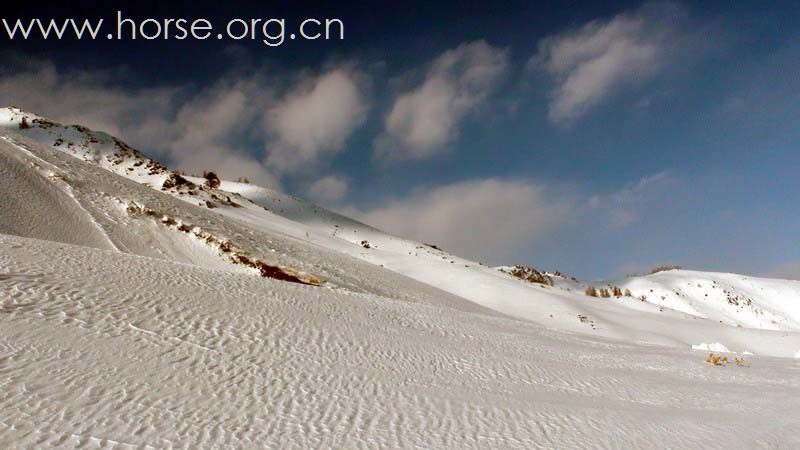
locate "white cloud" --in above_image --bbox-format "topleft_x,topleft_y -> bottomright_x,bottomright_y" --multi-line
530,3 -> 684,124
376,40 -> 509,161
307,175 -> 349,203
359,178 -> 573,262
589,171 -> 672,228
167,78 -> 281,188
0,59 -> 177,150
264,68 -> 368,173
0,59 -> 374,189
0,59 -> 283,187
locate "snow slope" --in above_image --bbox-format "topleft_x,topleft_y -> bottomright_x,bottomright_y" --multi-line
212,179 -> 800,355
2,107 -> 800,356
208,184 -> 800,357
619,270 -> 800,330
0,119 -> 488,313
0,135 -> 117,251
2,107 -> 800,447
3,233 -> 800,449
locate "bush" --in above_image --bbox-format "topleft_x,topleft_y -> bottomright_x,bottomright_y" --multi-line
612,286 -> 623,297
648,265 -> 682,275
505,265 -> 554,286
19,117 -> 30,129
203,171 -> 221,189
585,286 -> 598,297
162,173 -> 194,190
599,288 -> 611,298
706,353 -> 729,366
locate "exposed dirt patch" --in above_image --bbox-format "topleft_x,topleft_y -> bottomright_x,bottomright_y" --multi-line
126,203 -> 319,286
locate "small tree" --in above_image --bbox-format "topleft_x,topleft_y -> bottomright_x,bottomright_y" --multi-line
599,288 -> 611,298
612,286 -> 623,297
585,286 -> 598,297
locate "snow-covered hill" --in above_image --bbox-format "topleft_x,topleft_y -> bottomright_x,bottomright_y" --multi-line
619,270 -> 800,330
2,107 -> 800,448
2,106 -> 800,353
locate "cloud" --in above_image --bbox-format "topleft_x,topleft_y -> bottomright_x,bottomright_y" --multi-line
307,175 -> 349,202
0,58 -> 374,189
0,59 -> 177,149
359,178 -> 573,262
589,171 -> 672,228
375,40 -> 509,161
0,58 -> 283,187
264,68 -> 368,173
530,2 -> 685,124
167,78 -> 281,188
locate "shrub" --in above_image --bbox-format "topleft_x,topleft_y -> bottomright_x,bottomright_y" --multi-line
648,265 -> 682,275
19,117 -> 30,129
505,265 -> 554,286
734,356 -> 747,367
162,173 -> 194,190
599,288 -> 611,298
585,286 -> 598,297
203,171 -> 221,189
706,353 -> 729,366
612,286 -> 623,297
160,216 -> 177,226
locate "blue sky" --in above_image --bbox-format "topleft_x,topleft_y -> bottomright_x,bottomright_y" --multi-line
1,0 -> 798,279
